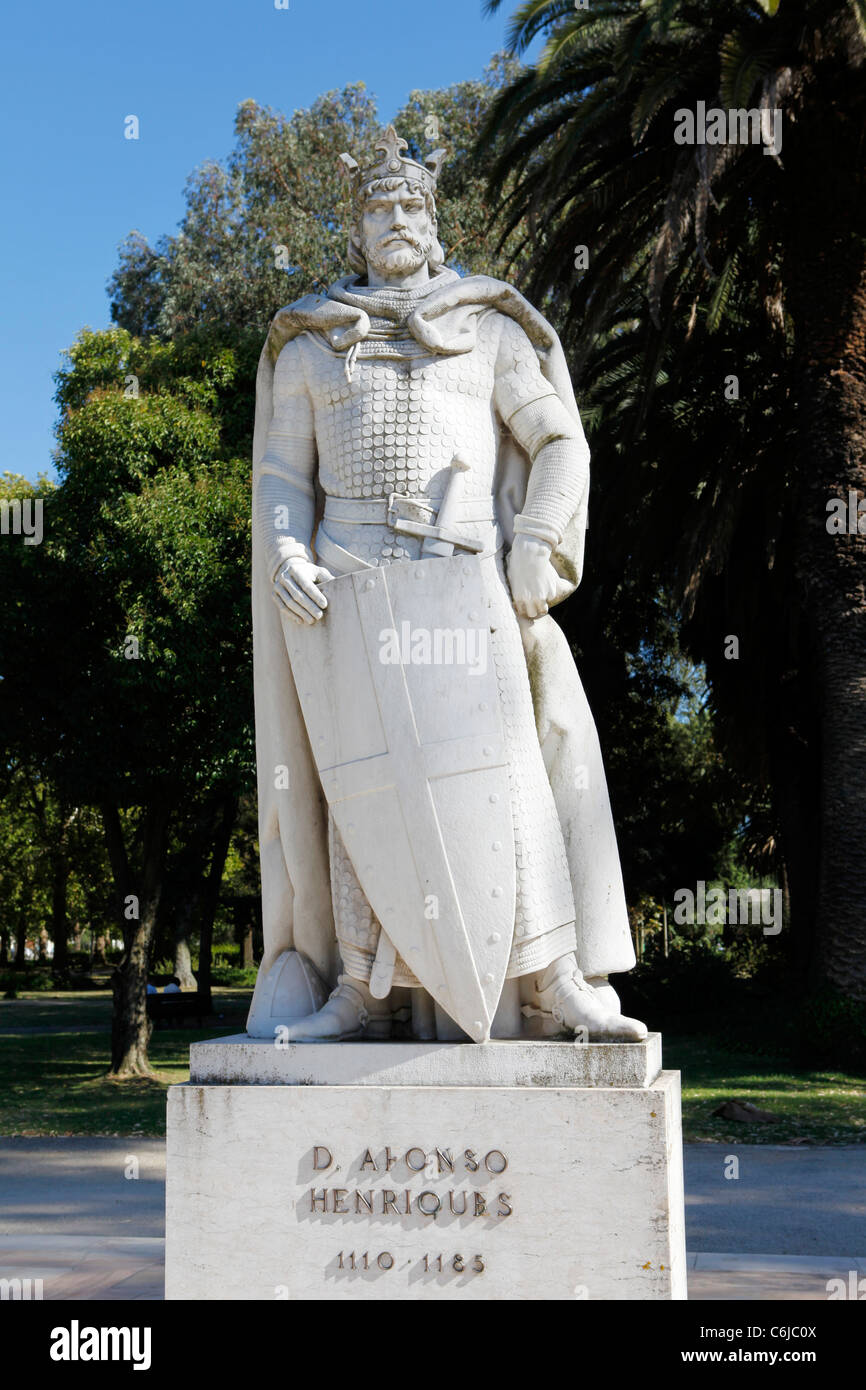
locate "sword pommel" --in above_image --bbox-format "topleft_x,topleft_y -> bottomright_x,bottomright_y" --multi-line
421,454 -> 472,558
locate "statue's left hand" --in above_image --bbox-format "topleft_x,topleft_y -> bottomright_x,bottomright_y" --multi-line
507,534 -> 560,619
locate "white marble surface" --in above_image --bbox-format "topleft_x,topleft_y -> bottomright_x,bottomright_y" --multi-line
165,1063 -> 686,1300
249,126 -> 639,1043
190,1033 -> 662,1089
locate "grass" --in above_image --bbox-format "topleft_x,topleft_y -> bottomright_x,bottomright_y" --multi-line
664,1036 -> 866,1146
0,991 -> 115,1030
0,992 -> 864,1142
0,989 -> 248,1137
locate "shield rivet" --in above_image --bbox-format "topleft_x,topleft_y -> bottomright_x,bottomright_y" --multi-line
416,568 -> 425,579
365,579 -> 376,590
489,793 -> 499,804
492,840 -> 502,851
491,886 -> 503,898
483,746 -> 493,756
463,565 -> 472,575
479,701 -> 488,711
469,610 -> 479,621
488,932 -> 501,944
474,1021 -> 483,1033
484,973 -> 494,985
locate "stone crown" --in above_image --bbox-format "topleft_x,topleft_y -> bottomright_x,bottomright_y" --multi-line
339,125 -> 447,199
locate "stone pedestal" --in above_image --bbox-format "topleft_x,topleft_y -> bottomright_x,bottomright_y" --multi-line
165,1034 -> 686,1300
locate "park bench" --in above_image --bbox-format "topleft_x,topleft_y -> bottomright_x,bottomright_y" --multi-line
146,991 -> 210,1028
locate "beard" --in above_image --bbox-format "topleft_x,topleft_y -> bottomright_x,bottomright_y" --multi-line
363,230 -> 432,279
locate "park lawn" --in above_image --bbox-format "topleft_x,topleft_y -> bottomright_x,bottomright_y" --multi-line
0,990 -> 115,1030
664,1036 -> 866,1146
0,989 -> 250,1137
0,994 -> 864,1142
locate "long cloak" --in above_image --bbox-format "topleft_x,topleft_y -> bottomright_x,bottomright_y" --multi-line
247,272 -> 635,1026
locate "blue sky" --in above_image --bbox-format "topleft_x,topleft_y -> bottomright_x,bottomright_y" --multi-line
0,0 -> 532,482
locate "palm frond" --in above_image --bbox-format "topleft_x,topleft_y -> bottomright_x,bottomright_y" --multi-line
719,31 -> 774,109
848,0 -> 866,43
707,252 -> 739,333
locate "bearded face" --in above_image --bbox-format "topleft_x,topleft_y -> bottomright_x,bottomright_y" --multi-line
357,182 -> 436,280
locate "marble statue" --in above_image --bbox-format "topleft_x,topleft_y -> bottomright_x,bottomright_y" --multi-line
246,126 -> 647,1045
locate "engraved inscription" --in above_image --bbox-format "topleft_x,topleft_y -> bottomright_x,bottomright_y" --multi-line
307,1143 -> 513,1220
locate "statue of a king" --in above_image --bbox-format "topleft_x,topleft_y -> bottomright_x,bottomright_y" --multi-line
246,126 -> 647,1046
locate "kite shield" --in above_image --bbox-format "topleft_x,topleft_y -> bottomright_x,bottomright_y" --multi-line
283,554 -> 516,1041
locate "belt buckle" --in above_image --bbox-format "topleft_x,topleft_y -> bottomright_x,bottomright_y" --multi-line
386,492 -> 436,531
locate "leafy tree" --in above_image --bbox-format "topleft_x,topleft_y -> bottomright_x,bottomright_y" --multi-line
108,63 -> 528,344
0,775 -> 51,968
482,0 -> 866,997
0,62 -> 766,1076
107,73 -> 745,907
0,330 -> 254,1072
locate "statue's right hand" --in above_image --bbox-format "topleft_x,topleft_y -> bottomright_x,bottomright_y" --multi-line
273,557 -> 334,625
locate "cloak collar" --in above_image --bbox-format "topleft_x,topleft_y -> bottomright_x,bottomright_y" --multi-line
264,269 -> 559,366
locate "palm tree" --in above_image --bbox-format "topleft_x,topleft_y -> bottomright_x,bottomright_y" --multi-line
481,0 -> 866,998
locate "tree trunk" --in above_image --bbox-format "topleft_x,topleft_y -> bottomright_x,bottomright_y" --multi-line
103,800 -> 171,1077
786,98 -> 866,1000
167,795 -> 222,990
15,908 -> 27,967
769,688 -> 820,985
241,924 -> 254,967
196,795 -> 238,1014
0,929 -> 8,966
170,890 -> 200,992
50,853 -> 69,977
174,931 -> 197,991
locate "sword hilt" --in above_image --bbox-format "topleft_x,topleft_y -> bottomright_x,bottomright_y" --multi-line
420,454 -> 471,558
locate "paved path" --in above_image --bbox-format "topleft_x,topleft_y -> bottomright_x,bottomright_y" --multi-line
1,1140 -> 864,1300
0,1138 -> 165,1238
683,1144 -> 866,1255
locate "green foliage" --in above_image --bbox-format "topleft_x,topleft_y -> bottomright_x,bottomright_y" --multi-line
108,65 -> 528,344
210,963 -> 258,988
0,969 -> 54,995
801,989 -> 866,1071
621,933 -> 866,1072
5,53 -> 838,1044
483,0 -> 866,991
41,332 -> 255,804
0,471 -> 55,499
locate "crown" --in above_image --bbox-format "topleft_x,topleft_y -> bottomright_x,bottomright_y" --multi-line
339,125 -> 447,201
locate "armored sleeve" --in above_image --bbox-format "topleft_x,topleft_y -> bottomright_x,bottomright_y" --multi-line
493,316 -> 589,546
255,340 -> 318,580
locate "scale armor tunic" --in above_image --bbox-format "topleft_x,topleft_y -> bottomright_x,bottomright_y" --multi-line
255,290 -> 589,985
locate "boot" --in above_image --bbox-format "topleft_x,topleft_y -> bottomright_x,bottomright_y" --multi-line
283,974 -> 390,1042
522,955 -> 647,1042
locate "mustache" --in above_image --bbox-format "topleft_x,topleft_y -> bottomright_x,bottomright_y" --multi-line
378,231 -> 424,252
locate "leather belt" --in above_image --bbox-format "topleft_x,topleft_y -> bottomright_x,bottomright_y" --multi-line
323,493 -> 497,528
